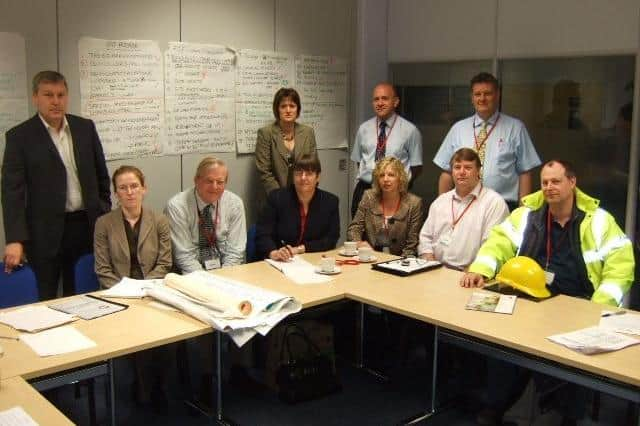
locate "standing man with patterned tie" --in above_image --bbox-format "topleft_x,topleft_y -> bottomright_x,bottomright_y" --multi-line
350,82 -> 423,218
433,72 -> 541,210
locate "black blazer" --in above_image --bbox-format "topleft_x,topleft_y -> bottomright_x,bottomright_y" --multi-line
256,186 -> 340,259
2,114 -> 111,258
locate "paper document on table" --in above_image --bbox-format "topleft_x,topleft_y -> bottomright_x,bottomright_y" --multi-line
265,257 -> 332,284
101,277 -> 162,298
0,305 -> 76,332
547,326 -> 640,355
599,311 -> 640,336
465,292 -> 516,314
0,406 -> 38,426
146,271 -> 301,346
20,325 -> 96,356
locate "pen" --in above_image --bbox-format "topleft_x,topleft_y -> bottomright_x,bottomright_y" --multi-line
601,310 -> 626,317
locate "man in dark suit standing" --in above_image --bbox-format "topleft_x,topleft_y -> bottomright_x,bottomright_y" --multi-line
2,70 -> 111,300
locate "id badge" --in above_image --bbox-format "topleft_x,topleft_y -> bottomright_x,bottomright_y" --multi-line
439,229 -> 452,247
204,258 -> 221,270
544,270 -> 555,285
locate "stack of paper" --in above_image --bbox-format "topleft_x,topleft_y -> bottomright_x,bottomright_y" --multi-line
547,326 -> 640,355
20,326 -> 96,357
101,277 -> 163,298
0,305 -> 76,332
0,407 -> 38,426
465,292 -> 516,314
599,311 -> 640,335
265,256 -> 333,284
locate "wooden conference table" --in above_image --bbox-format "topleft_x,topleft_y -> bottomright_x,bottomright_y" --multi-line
0,250 -> 639,425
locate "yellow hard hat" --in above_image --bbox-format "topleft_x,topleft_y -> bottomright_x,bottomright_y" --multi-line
496,256 -> 551,298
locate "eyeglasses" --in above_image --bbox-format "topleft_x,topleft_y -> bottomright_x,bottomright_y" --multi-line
116,183 -> 142,192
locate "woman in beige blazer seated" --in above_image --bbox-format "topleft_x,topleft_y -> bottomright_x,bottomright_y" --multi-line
348,157 -> 423,257
255,87 -> 317,195
94,165 -> 171,288
93,165 -> 172,410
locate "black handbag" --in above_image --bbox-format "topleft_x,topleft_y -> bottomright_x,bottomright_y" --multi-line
275,323 -> 341,404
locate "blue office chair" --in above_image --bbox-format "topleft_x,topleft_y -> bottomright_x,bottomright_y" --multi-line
246,224 -> 258,263
74,253 -> 99,294
0,263 -> 39,308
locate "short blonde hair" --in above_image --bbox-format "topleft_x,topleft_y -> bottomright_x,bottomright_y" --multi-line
195,156 -> 227,180
371,157 -> 408,198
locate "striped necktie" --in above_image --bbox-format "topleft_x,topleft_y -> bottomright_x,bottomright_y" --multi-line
375,120 -> 387,162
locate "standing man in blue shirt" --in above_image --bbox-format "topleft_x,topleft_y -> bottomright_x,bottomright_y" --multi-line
350,82 -> 423,218
433,72 -> 541,210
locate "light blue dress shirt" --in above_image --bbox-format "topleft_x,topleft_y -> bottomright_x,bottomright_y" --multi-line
433,111 -> 541,202
351,113 -> 423,183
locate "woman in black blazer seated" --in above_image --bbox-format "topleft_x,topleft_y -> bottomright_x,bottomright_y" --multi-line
256,154 -> 339,260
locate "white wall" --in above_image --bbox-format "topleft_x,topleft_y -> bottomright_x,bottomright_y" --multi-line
0,0 -> 356,248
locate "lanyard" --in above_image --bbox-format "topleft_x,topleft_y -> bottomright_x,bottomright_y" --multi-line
375,115 -> 398,152
473,113 -> 500,152
297,202 -> 308,246
450,187 -> 481,229
545,209 -> 570,270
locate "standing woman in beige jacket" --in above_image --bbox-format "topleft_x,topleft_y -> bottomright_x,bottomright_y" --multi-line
255,88 -> 317,196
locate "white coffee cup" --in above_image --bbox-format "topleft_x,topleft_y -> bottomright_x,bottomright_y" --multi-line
320,256 -> 336,273
343,241 -> 358,255
358,247 -> 373,262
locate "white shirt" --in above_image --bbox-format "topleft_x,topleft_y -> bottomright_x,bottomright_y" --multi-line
39,114 -> 83,211
164,187 -> 246,273
418,182 -> 509,269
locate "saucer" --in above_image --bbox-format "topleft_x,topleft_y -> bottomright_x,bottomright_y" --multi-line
315,266 -> 342,275
357,255 -> 377,263
338,249 -> 358,257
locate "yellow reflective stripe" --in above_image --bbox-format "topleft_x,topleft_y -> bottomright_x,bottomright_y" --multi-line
582,236 -> 631,264
597,282 -> 624,305
475,255 -> 498,273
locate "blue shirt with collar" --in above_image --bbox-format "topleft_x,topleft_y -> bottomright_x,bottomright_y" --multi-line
433,111 -> 541,203
351,113 -> 423,184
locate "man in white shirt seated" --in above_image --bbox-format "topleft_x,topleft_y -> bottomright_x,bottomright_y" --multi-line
165,156 -> 246,273
418,148 -> 509,269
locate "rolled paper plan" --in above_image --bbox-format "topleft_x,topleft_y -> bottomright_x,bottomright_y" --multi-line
164,273 -> 253,317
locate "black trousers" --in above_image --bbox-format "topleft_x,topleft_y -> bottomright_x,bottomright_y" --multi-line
350,180 -> 372,219
28,211 -> 93,301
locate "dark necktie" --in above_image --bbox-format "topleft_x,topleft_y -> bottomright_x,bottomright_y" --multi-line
375,120 -> 387,162
198,204 -> 215,263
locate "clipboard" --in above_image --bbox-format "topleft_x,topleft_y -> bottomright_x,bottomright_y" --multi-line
371,258 -> 442,277
48,294 -> 128,320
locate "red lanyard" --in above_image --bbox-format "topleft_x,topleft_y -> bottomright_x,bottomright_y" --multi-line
450,187 -> 481,229
198,200 -> 219,249
473,114 -> 500,152
297,202 -> 308,246
545,209 -> 570,269
375,115 -> 398,152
